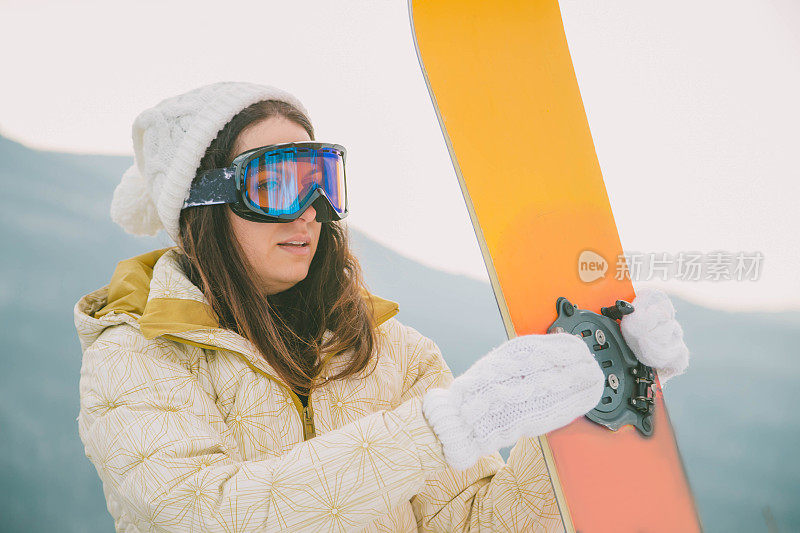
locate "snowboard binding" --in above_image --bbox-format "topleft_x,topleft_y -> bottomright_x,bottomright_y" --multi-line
548,297 -> 656,436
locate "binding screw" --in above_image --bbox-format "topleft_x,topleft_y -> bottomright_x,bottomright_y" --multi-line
595,329 -> 606,344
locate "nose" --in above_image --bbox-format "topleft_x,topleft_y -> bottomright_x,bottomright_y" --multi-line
297,203 -> 317,223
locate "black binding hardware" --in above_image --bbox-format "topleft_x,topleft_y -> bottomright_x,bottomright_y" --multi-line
548,297 -> 656,436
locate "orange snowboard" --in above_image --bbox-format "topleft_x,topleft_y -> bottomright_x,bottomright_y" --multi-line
408,1 -> 702,531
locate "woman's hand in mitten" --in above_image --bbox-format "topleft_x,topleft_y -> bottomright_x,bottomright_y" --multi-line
620,287 -> 689,386
421,332 -> 605,470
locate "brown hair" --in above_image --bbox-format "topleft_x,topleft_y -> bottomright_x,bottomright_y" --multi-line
177,100 -> 377,397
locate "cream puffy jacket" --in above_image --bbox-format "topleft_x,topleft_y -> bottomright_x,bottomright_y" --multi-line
74,247 -> 563,532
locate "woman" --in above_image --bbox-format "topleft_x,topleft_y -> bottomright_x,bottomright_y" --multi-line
74,81 -> 689,532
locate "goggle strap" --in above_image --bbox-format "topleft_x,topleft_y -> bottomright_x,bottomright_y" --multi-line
183,168 -> 238,208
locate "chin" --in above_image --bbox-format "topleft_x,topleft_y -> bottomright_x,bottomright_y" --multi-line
284,268 -> 311,287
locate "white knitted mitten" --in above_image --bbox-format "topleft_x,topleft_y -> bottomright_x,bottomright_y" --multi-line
620,287 -> 689,385
422,332 -> 605,471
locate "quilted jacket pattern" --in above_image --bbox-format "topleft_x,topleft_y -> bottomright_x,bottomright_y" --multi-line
74,247 -> 563,532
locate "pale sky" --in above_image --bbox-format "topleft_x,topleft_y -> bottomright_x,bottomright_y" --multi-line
2,0 -> 798,312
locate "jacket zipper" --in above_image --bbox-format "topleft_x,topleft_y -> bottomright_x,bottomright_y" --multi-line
303,401 -> 316,440
162,334 -> 317,441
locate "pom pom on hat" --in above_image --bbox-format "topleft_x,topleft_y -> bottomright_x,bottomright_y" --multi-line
110,81 -> 310,243
110,164 -> 162,236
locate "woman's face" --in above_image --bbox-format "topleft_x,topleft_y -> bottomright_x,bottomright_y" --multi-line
227,116 -> 321,295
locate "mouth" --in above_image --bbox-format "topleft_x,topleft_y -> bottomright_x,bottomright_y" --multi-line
277,241 -> 309,248
277,235 -> 312,251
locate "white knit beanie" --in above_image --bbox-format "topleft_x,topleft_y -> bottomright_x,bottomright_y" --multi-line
110,81 -> 310,243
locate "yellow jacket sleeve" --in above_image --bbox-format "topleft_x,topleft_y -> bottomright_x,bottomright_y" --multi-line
77,324 -> 447,532
400,324 -> 565,532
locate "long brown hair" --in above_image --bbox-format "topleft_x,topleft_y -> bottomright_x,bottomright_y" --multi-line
177,100 -> 377,396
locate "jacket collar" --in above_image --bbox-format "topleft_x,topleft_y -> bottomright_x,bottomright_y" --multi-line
95,247 -> 222,338
85,247 -> 399,378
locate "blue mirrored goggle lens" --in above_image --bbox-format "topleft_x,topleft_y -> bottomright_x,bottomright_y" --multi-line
242,148 -> 345,216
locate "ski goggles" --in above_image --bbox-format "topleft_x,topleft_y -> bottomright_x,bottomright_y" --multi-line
183,141 -> 348,223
